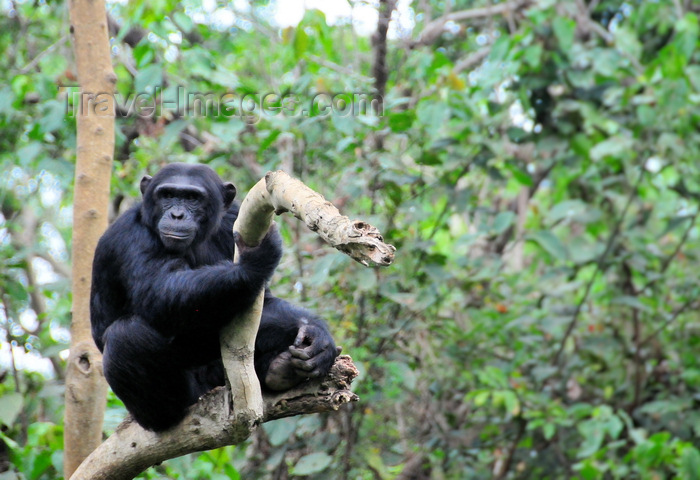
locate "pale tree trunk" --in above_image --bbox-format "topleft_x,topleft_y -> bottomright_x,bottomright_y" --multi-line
64,0 -> 115,478
70,171 -> 395,480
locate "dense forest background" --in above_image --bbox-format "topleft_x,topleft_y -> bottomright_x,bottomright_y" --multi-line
3,0 -> 700,478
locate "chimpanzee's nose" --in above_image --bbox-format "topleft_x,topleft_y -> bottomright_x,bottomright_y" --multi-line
170,208 -> 185,220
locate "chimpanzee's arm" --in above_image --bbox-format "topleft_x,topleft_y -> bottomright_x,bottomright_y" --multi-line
120,227 -> 281,337
255,291 -> 339,391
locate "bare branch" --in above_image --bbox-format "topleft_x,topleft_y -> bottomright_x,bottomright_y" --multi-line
264,171 -> 396,267
453,47 -> 491,74
19,35 -> 68,74
414,0 -> 532,47
36,252 -> 72,279
372,0 -> 397,113
307,54 -> 373,83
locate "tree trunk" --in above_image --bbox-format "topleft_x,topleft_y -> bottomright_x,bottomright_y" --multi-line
63,1 -> 115,477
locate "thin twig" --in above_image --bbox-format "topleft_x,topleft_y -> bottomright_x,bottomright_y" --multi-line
552,167 -> 646,366
307,54 -> 373,82
493,417 -> 527,479
454,47 -> 490,74
660,210 -> 699,273
621,262 -> 643,410
640,298 -> 698,347
36,252 -> 72,279
640,209 -> 698,293
19,35 -> 68,74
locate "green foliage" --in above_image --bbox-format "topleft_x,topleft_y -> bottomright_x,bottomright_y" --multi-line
5,0 -> 700,478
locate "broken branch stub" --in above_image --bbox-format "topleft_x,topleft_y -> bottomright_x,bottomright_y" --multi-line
264,170 -> 396,267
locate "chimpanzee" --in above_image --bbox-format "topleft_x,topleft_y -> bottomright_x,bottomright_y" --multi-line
90,163 -> 339,431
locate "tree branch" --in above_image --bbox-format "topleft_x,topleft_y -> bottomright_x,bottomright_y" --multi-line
264,171 -> 396,267
414,0 -> 532,47
70,356 -> 359,480
372,0 -> 397,114
453,47 -> 491,74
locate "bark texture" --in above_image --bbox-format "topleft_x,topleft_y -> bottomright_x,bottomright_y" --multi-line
220,177 -> 276,426
64,0 -> 115,477
263,171 -> 396,267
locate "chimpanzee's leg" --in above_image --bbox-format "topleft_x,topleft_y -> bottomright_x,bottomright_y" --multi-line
101,318 -> 201,431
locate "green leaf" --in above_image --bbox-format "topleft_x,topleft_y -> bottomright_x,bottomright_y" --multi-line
470,390 -> 491,407
39,100 -> 66,133
610,295 -> 652,313
546,200 -> 588,224
578,460 -> 601,480
503,162 -> 534,187
291,452 -> 332,476
3,279 -> 28,302
489,35 -> 511,62
0,86 -> 14,114
415,101 -> 449,139
209,68 -> 239,88
493,211 -> 515,234
134,64 -> 163,93
294,28 -> 309,59
262,418 -> 298,447
673,14 -> 699,60
258,130 -> 281,152
679,446 -> 700,480
552,17 -> 576,53
528,231 -> 569,261
0,393 -> 23,426
577,419 -> 604,458
543,422 -> 556,441
497,390 -> 520,416
661,214 -> 695,237
521,44 -> 542,68
614,27 -> 642,60
17,142 -> 42,167
29,451 -> 52,480
211,120 -> 246,144
589,135 -> 634,161
388,110 -> 415,132
173,11 -> 194,33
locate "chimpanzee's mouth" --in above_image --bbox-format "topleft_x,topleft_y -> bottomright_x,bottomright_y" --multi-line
162,232 -> 190,239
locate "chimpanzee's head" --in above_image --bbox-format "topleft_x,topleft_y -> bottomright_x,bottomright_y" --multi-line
140,163 -> 236,253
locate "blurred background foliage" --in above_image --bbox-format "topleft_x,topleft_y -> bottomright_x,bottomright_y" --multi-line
3,0 -> 700,478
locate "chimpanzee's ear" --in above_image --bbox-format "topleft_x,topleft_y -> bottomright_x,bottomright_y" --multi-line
140,175 -> 152,196
223,182 -> 237,208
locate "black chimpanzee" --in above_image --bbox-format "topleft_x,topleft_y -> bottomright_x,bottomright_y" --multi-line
90,163 -> 339,431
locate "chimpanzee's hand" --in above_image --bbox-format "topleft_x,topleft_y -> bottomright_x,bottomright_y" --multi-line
288,323 -> 339,378
264,323 -> 341,391
234,225 -> 282,282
